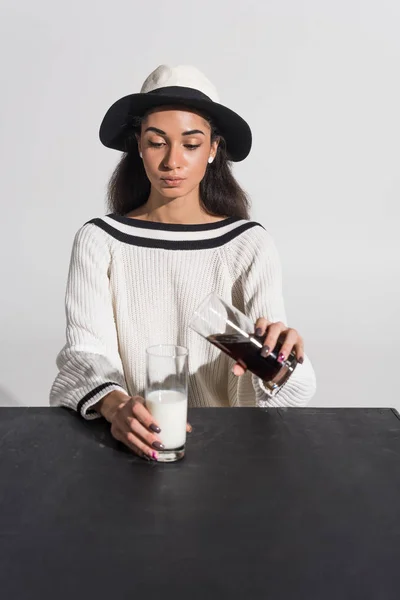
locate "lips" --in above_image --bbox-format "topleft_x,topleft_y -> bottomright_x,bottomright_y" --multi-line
161,178 -> 185,186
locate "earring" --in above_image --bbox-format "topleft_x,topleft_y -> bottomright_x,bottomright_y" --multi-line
139,152 -> 143,158
208,156 -> 214,164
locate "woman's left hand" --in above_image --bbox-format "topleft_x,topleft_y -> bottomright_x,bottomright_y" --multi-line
232,317 -> 305,377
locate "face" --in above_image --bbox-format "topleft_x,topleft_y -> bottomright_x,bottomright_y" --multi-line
135,106 -> 219,197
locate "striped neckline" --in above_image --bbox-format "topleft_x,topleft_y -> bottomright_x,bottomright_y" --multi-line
109,213 -> 240,231
86,213 -> 263,250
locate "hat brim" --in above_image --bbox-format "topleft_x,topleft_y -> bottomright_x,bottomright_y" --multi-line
99,92 -> 252,162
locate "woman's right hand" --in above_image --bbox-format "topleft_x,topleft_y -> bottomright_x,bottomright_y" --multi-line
95,391 -> 164,460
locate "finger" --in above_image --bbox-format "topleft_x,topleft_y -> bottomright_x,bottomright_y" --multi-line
276,329 -> 301,363
254,317 -> 270,337
129,417 -> 165,451
186,422 -> 193,433
112,425 -> 157,461
294,339 -> 305,364
131,396 -> 161,434
125,431 -> 159,461
232,363 -> 246,376
260,321 -> 287,358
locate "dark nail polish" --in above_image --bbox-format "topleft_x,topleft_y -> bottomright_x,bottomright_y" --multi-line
298,356 -> 304,364
151,451 -> 158,461
261,345 -> 270,357
278,353 -> 285,363
149,423 -> 161,433
255,327 -> 263,336
152,441 -> 165,450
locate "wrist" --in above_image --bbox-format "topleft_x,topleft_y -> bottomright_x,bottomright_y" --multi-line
94,390 -> 130,422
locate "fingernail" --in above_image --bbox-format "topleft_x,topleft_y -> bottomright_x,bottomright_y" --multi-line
278,353 -> 285,363
298,356 -> 304,364
260,345 -> 270,357
152,441 -> 165,450
149,423 -> 161,433
151,451 -> 158,461
255,327 -> 263,336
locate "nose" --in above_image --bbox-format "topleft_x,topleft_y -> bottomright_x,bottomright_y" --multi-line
162,143 -> 182,170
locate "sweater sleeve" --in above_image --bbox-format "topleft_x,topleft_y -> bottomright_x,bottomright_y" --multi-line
238,225 -> 317,407
49,223 -> 129,419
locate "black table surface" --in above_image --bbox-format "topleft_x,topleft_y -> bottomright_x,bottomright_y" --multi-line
1,407 -> 400,600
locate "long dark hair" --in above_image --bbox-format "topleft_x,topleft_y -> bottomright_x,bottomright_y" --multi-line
106,111 -> 251,220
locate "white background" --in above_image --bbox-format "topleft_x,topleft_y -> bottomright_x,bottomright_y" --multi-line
0,0 -> 399,409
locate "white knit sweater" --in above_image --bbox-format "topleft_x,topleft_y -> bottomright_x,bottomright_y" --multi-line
50,214 -> 317,419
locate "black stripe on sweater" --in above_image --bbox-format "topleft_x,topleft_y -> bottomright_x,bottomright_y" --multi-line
85,219 -> 263,250
107,213 -> 241,232
77,382 -> 124,417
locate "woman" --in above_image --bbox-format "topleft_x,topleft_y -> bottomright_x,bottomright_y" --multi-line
50,64 -> 317,460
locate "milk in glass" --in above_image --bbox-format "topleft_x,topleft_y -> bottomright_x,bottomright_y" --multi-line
145,390 -> 187,449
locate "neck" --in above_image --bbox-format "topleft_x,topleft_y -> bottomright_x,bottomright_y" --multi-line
133,187 -> 214,225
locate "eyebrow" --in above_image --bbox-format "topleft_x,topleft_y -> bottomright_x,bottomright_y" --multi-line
144,127 -> 205,137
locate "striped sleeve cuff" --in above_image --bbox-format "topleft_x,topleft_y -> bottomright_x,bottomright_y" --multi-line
76,382 -> 129,419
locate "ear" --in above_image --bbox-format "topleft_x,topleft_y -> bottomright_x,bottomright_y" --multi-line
210,137 -> 220,161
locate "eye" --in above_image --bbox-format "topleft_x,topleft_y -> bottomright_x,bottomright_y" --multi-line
184,144 -> 201,150
148,141 -> 165,148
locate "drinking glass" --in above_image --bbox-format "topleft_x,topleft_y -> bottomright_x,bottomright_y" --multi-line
145,344 -> 188,462
189,292 -> 298,397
